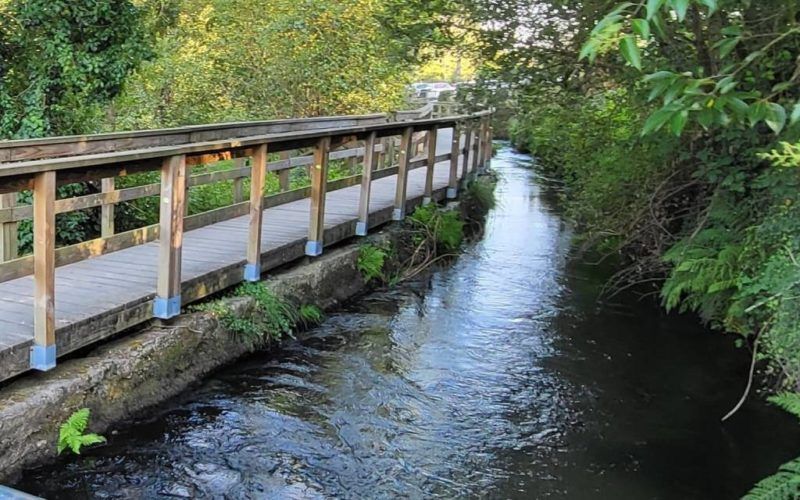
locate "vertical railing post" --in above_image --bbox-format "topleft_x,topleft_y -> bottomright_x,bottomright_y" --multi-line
423,126 -> 438,205
487,122 -> 494,169
278,151 -> 291,191
306,137 -> 330,256
0,192 -> 18,261
447,123 -> 460,199
461,123 -> 473,187
387,138 -> 396,167
154,154 -> 187,319
31,171 -> 56,370
481,117 -> 491,171
245,144 -> 268,281
471,121 -> 481,175
393,126 -> 414,220
232,157 -> 246,204
356,131 -> 377,236
100,178 -> 115,238
377,138 -> 387,169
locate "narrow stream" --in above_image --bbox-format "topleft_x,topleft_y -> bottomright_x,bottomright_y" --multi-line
15,147 -> 800,499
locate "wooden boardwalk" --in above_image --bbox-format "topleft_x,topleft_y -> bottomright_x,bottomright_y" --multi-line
0,106 -> 494,382
0,150 -> 463,381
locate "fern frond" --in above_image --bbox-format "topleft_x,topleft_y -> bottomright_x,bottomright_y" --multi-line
64,407 -> 90,433
57,408 -> 106,455
744,456 -> 800,500
768,392 -> 800,421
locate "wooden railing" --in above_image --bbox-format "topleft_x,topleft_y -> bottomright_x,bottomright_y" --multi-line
0,104 -> 493,371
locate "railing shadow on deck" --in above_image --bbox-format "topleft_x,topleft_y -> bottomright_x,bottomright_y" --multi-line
0,103 -> 494,380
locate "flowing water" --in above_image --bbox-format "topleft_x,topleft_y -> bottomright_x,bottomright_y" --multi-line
15,147 -> 800,499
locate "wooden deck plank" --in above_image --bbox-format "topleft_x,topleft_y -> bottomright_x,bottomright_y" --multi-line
0,144 -> 466,382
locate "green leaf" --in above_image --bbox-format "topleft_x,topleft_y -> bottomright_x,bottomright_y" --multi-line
714,37 -> 740,58
642,106 -> 676,135
650,13 -> 668,39
646,0 -> 666,19
632,19 -> 650,39
765,103 -> 787,134
670,109 -> 689,135
619,35 -> 642,70
748,101 -> 767,127
790,102 -> 800,126
697,108 -> 715,129
715,76 -> 737,94
579,39 -> 597,61
644,70 -> 675,82
697,0 -> 717,14
670,0 -> 690,21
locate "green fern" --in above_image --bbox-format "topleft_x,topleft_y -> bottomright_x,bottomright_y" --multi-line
298,304 -> 324,326
57,408 -> 106,455
744,456 -> 800,500
769,393 -> 800,421
358,244 -> 387,283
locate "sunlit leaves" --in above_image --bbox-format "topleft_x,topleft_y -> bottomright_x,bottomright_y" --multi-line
581,0 -> 797,137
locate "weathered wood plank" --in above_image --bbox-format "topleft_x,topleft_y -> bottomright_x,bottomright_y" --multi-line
423,127 -> 438,204
356,132 -> 377,236
393,127 -> 414,220
245,144 -> 267,281
32,170 -> 56,370
448,124 -> 460,199
0,193 -> 17,261
100,177 -> 115,238
154,154 -> 187,319
306,137 -> 330,256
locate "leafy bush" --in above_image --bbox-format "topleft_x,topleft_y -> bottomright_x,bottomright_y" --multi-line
57,408 -> 106,455
407,204 -> 464,252
194,282 -> 299,346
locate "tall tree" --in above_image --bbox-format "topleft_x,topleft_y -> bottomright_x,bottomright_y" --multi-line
0,0 -> 152,138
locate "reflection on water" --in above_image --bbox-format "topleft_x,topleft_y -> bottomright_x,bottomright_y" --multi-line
15,147 -> 800,499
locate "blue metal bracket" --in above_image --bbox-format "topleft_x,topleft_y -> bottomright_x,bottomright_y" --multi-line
30,344 -> 56,371
446,187 -> 458,199
243,263 -> 261,282
305,240 -> 323,257
392,208 -> 405,221
422,196 -> 432,206
153,295 -> 181,319
355,221 -> 368,237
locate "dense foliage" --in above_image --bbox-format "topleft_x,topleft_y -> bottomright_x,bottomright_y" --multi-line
435,0 -> 800,494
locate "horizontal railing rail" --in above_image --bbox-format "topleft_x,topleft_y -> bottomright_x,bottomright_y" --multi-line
0,104 -> 494,376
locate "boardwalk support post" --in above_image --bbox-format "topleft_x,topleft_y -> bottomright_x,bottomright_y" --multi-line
471,121 -> 481,175
356,131 -> 377,236
31,171 -> 56,370
306,137 -> 330,256
0,192 -> 18,262
461,123 -> 473,189
423,126 -> 438,205
245,144 -> 268,281
447,124 -> 460,199
154,154 -> 187,319
393,126 -> 414,220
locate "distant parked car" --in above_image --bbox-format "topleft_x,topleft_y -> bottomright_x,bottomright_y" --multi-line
410,82 -> 432,98
427,82 -> 455,100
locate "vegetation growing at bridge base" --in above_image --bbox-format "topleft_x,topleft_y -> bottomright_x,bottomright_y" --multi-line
192,282 -> 324,347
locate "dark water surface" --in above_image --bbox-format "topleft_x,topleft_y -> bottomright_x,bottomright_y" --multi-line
15,147 -> 800,499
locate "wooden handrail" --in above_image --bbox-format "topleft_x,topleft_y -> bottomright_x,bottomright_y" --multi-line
0,113 -> 388,163
0,107 -> 493,374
